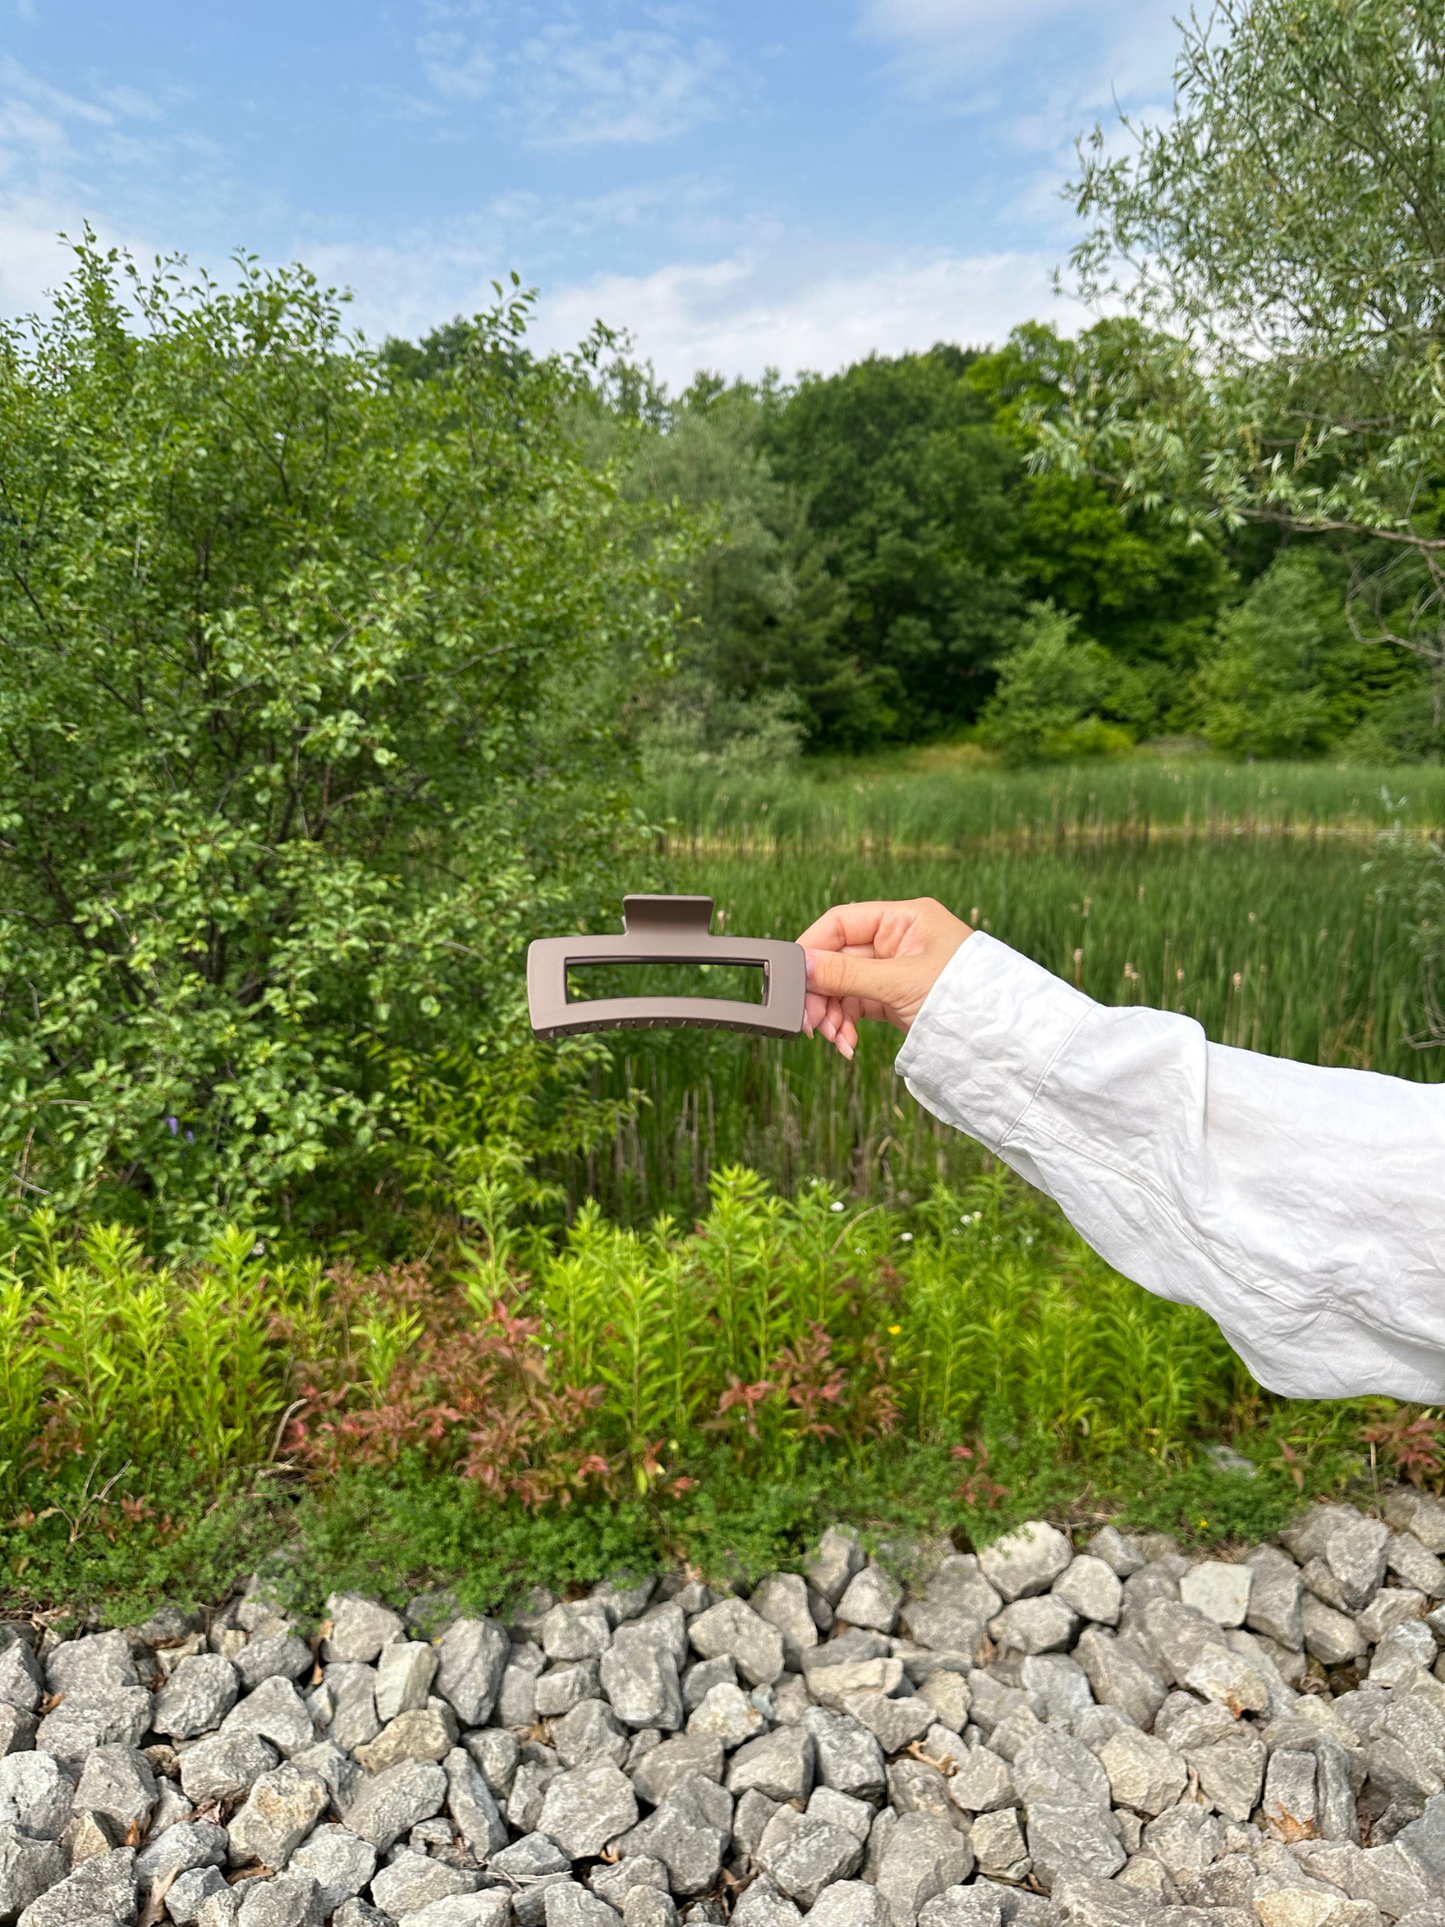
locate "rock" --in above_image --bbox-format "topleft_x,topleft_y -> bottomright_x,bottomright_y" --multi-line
497,1656 -> 542,1728
756,1812 -> 864,1909
370,1854 -> 479,1920
323,1596 -> 403,1665
237,1632 -> 313,1694
287,1825 -> 377,1914
227,1762 -> 329,1870
1141,1803 -> 1226,1880
1247,1561 -> 1306,1650
800,1709 -> 885,1802
1183,1645 -> 1271,1715
725,1729 -> 814,1804
602,1646 -> 684,1734
630,1736 -> 726,1806
0,1638 -> 43,1717
222,1678 -> 316,1759
1370,1622 -> 1437,1686
0,1711 -> 35,1761
506,1759 -> 559,1833
46,1632 -> 138,1699
842,1691 -> 934,1754
680,1658 -> 735,1713
355,1708 -> 456,1773
235,1871 -> 324,1927
465,1729 -> 519,1802
685,1682 -> 760,1751
330,1902 -> 386,1927
0,1755 -> 73,1840
135,1822 -> 230,1885
590,1859 -> 669,1909
151,1655 -> 241,1740
1073,1628 -> 1168,1728
324,1663 -> 382,1752
619,1778 -> 731,1896
178,1731 -> 279,1806
806,1787 -> 873,1845
624,1606 -> 689,1669
1301,1596 -> 1369,1666
1020,1653 -> 1092,1723
1359,1587 -> 1428,1643
1325,1517 -> 1390,1610
618,1892 -> 675,1927
72,1745 -> 156,1835
0,1828 -> 67,1922
730,1880 -> 802,1927
944,1746 -> 1013,1816
1012,1732 -> 1111,1809
592,1575 -> 657,1628
62,1808 -> 118,1868
988,1597 -> 1078,1656
1302,1556 -> 1353,1614
551,1700 -> 630,1770
1098,1728 -> 1188,1816
886,1758 -> 954,1826
1184,1727 -> 1267,1821
541,1604 -> 613,1665
538,1763 -> 639,1858
968,1809 -> 1029,1882
434,1620 -> 510,1728
17,1845 -> 137,1927
1389,1533 -> 1445,1597
168,1866 -> 230,1925
806,1658 -> 905,1710
1088,1528 -> 1146,1578
1262,1749 -> 1318,1842
492,1834 -> 572,1878
1025,1796 -> 1124,1896
35,1685 -> 151,1766
807,1883 -> 889,1927
917,1672 -> 971,1734
197,1889 -> 242,1927
748,1577 -> 818,1667
292,1740 -> 358,1812
836,1568 -> 902,1635
444,1748 -> 506,1858
1387,1490 -> 1445,1553
805,1529 -> 866,1607
1181,1561 -> 1252,1628
405,1899 -> 511,1927
543,1887 -> 621,1927
896,1604 -> 984,1659
375,1645 -> 439,1724
1052,1558 -> 1122,1627
686,1602 -> 784,1688
536,1663 -> 602,1720
979,1522 -> 1073,1602
341,1759 -> 447,1852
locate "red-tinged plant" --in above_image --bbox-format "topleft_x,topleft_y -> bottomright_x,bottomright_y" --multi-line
952,1442 -> 1011,1509
1360,1407 -> 1445,1490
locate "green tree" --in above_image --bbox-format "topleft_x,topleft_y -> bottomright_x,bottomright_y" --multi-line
977,603 -> 1139,765
0,246 -> 669,1249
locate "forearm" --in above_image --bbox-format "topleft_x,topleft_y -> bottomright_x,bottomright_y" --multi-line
895,933 -> 1445,1401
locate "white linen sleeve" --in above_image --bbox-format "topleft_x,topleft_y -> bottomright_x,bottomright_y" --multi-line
893,930 -> 1445,1401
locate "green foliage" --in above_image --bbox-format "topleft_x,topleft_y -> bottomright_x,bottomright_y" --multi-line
0,245 -> 669,1250
977,603 -> 1141,765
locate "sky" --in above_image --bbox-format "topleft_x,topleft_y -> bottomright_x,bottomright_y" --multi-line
0,0 -> 1181,389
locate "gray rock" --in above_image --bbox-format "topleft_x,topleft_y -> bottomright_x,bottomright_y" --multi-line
988,1596 -> 1078,1656
730,1879 -> 802,1927
872,1812 -> 972,1927
150,1654 -> 242,1741
1262,1749 -> 1318,1842
1051,1557 -> 1122,1627
1182,1644 -> 1271,1715
896,1604 -> 983,1659
61,1807 -> 117,1869
179,1731 -> 280,1807
1139,1595 -> 1229,1684
235,1871 -> 324,1927
805,1528 -> 866,1607
496,1646 -> 545,1728
968,1810 -> 1029,1882
167,1866 -> 229,1926
287,1825 -> 377,1914
590,1859 -> 669,1908
619,1778 -> 731,1896
237,1633 -> 313,1694
18,1845 -> 137,1927
686,1683 -> 761,1751
0,1638 -> 42,1717
1180,1561 -> 1252,1628
1247,1561 -> 1305,1650
944,1746 -> 1013,1816
842,1691 -> 933,1755
354,1708 -> 456,1774
330,1901 -> 386,1927
1012,1732 -> 1111,1809
492,1834 -> 572,1878
916,1672 -> 971,1734
541,1605 -> 612,1665
1097,1728 -> 1187,1816
623,1607 -> 689,1669
805,1658 -> 905,1710
1388,1490 -> 1445,1554
1025,1798 -> 1124,1895
405,1899 -> 511,1927
371,1854 -> 479,1920
601,1646 -> 684,1734
800,1709 -> 885,1802
1048,1876 -> 1161,1927
885,1758 -> 954,1826
536,1663 -> 601,1721
197,1888 -> 242,1927
1184,1727 -> 1267,1821
0,1711 -> 35,1762
323,1596 -> 404,1666
1369,1622 -> 1437,1687
755,1812 -> 863,1909
918,1889 -> 1003,1927
222,1678 -> 316,1759
686,1603 -> 784,1688
1300,1596 -> 1369,1665
0,1755 -> 73,1840
680,1659 -> 735,1715
291,1740 -> 358,1812
464,1730 -> 519,1803
341,1760 -> 448,1852
227,1762 -> 329,1870
836,1567 -> 902,1635
435,1621 -> 510,1728
1019,1654 -> 1092,1724
46,1633 -> 138,1699
375,1645 -> 439,1725
725,1729 -> 814,1805
542,1887 -> 620,1927
806,1787 -> 873,1845
35,1686 -> 151,1766
1359,1588 -> 1429,1644
324,1663 -> 382,1753
135,1822 -> 230,1885
1073,1628 -> 1167,1728
747,1577 -> 818,1668
1088,1528 -> 1145,1578
1325,1517 -> 1390,1610
551,1700 -> 630,1770
1302,1554 -> 1353,1614
537,1763 -> 639,1858
978,1522 -> 1073,1603
808,1883 -> 889,1927
506,1760 -> 560,1834
619,1890 -> 675,1927
1389,1533 -> 1445,1597
444,1748 -> 506,1858
72,1746 -> 156,1835
0,1827 -> 66,1922
630,1735 -> 725,1806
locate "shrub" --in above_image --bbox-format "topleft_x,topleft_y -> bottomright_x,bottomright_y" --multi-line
977,602 -> 1137,764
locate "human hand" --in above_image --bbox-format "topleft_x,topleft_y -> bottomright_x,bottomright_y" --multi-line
795,898 -> 973,1059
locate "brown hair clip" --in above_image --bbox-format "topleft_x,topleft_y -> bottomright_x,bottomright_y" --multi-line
527,895 -> 806,1040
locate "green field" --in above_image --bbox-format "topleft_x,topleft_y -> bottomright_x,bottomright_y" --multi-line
563,753 -> 1445,1218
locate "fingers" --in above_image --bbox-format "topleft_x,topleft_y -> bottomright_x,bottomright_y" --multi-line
795,901 -> 899,956
804,947 -> 904,1004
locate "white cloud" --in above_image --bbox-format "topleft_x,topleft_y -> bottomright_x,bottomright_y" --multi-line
530,248 -> 1096,388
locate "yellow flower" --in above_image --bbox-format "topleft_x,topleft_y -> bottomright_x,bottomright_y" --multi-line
887,1324 -> 901,1335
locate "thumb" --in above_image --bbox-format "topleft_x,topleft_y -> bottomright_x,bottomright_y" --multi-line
804,948 -> 904,1004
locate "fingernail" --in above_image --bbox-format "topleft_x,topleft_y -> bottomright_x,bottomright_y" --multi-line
839,1039 -> 854,1061
804,948 -> 819,983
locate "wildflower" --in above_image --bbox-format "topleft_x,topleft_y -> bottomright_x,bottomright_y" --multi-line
899,1232 -> 913,1243
829,1201 -> 845,1213
887,1324 -> 901,1335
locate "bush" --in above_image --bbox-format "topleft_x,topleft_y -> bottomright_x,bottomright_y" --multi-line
977,603 -> 1137,764
0,245 -> 671,1249
1189,551 -> 1341,757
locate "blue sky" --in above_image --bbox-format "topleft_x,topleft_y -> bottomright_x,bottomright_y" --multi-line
0,1 -> 1179,386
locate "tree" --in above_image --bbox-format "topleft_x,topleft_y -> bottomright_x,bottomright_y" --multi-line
977,603 -> 1140,765
1052,0 -> 1445,723
0,246 -> 670,1249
